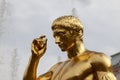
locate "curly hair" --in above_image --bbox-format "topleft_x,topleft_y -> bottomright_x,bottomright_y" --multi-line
52,15 -> 83,33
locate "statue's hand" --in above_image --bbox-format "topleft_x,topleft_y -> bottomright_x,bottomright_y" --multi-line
31,35 -> 47,58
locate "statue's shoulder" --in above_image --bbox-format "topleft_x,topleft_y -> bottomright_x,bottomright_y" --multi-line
49,60 -> 70,72
37,61 -> 68,80
87,50 -> 111,67
49,62 -> 62,72
86,50 -> 107,58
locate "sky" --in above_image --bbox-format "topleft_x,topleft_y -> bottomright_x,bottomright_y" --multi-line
0,0 -> 120,80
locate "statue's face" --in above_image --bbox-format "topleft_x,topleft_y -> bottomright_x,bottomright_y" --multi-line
53,27 -> 75,51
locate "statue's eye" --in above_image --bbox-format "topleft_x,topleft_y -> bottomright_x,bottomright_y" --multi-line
58,32 -> 66,36
59,32 -> 64,35
54,31 -> 66,37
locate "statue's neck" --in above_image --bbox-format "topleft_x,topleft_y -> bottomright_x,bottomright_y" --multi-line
67,41 -> 86,59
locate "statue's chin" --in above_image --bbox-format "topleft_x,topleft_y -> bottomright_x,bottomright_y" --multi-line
60,49 -> 66,52
59,46 -> 67,52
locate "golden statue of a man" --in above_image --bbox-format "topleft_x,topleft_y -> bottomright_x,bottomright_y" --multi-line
23,15 -> 116,80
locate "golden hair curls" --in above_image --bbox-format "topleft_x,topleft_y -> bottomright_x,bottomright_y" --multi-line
52,15 -> 83,32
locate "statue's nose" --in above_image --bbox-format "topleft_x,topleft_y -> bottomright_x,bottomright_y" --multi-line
55,36 -> 60,44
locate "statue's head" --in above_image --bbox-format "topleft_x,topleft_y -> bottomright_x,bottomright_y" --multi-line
52,15 -> 83,41
52,15 -> 84,58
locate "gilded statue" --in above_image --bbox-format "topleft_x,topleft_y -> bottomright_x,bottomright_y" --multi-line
23,15 -> 116,80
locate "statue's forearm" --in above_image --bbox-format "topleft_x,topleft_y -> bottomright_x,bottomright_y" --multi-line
23,54 -> 40,80
97,71 -> 116,80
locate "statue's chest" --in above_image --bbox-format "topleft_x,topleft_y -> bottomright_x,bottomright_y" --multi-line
51,60 -> 92,80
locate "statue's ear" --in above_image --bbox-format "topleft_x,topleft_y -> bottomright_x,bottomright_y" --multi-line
79,30 -> 83,37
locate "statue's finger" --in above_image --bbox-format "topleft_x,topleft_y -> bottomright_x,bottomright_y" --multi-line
39,35 -> 46,39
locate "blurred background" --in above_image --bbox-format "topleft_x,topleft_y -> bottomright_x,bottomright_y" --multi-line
0,0 -> 120,80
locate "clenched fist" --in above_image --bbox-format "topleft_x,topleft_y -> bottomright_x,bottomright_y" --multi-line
31,35 -> 47,58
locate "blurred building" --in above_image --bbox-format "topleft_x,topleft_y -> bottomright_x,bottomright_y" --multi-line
111,52 -> 120,80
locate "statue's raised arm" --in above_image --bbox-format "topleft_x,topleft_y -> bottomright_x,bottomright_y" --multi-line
23,35 -> 51,80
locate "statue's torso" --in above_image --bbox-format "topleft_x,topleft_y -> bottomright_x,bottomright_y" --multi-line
51,53 -> 94,80
37,52 -> 115,80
